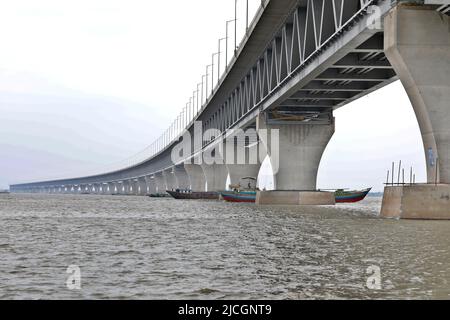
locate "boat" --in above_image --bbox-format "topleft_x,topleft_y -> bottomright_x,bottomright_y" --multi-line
148,193 -> 171,198
221,177 -> 258,203
334,188 -> 372,203
0,189 -> 10,194
166,189 -> 219,200
221,190 -> 257,203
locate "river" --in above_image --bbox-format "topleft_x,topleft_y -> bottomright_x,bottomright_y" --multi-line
0,194 -> 449,299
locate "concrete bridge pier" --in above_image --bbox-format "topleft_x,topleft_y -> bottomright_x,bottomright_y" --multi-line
108,182 -> 117,194
154,172 -> 166,194
224,135 -> 263,189
381,5 -> 450,219
100,183 -> 108,195
173,165 -> 190,190
200,163 -> 228,192
255,113 -> 335,205
163,169 -> 176,192
128,179 -> 138,195
145,176 -> 157,195
127,180 -> 136,195
137,177 -> 147,196
184,163 -> 206,192
119,181 -> 128,194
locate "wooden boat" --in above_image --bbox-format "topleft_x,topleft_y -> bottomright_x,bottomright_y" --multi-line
167,189 -> 219,200
335,188 -> 372,203
221,177 -> 258,203
221,190 -> 257,203
148,193 -> 171,198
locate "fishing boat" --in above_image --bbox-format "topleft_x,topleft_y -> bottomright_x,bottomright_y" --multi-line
334,188 -> 372,203
221,190 -> 257,203
221,177 -> 258,203
167,189 -> 219,200
148,193 -> 171,198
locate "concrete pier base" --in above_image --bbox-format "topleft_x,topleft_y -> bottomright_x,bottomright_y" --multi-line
256,191 -> 335,205
381,185 -> 450,220
184,164 -> 206,191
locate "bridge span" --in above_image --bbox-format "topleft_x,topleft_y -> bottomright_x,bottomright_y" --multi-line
10,1 -> 450,219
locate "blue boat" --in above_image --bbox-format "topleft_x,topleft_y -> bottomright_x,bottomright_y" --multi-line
221,190 -> 256,203
335,188 -> 372,203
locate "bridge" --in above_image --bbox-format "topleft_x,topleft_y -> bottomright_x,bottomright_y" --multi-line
10,0 -> 450,219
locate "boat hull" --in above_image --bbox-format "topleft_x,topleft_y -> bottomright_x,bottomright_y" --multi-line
167,190 -> 219,200
221,191 -> 256,203
335,188 -> 371,203
148,193 -> 171,198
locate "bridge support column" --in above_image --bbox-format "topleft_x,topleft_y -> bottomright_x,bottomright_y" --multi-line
154,172 -> 166,194
163,169 -> 176,192
145,176 -> 157,195
184,164 -> 206,192
224,134 -> 263,189
136,177 -> 147,196
200,163 -> 228,192
107,182 -> 116,194
128,179 -> 138,195
173,165 -> 190,190
119,181 -> 128,194
255,113 -> 335,205
381,5 -> 450,219
128,180 -> 135,195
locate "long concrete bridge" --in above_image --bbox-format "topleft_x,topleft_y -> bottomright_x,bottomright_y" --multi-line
10,0 -> 450,219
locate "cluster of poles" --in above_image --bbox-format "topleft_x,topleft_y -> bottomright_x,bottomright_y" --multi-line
386,161 -> 416,186
386,158 -> 440,186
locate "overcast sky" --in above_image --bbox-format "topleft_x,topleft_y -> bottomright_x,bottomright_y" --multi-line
0,0 -> 426,192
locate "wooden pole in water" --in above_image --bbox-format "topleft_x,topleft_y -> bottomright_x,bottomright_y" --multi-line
397,160 -> 402,185
402,168 -> 405,185
410,167 -> 413,186
392,162 -> 395,186
413,174 -> 416,184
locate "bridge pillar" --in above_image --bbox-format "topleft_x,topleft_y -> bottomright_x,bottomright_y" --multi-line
163,169 -> 176,191
154,172 -> 166,194
83,184 -> 90,194
184,164 -> 206,192
136,177 -> 147,196
128,179 -> 137,195
125,180 -> 135,195
133,179 -> 140,195
200,163 -> 228,192
173,165 -> 190,190
224,133 -> 263,189
117,181 -> 125,194
255,113 -> 335,205
381,5 -> 450,219
145,176 -> 157,194
107,182 -> 115,194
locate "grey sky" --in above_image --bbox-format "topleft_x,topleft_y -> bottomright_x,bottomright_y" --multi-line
0,1 -> 426,191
